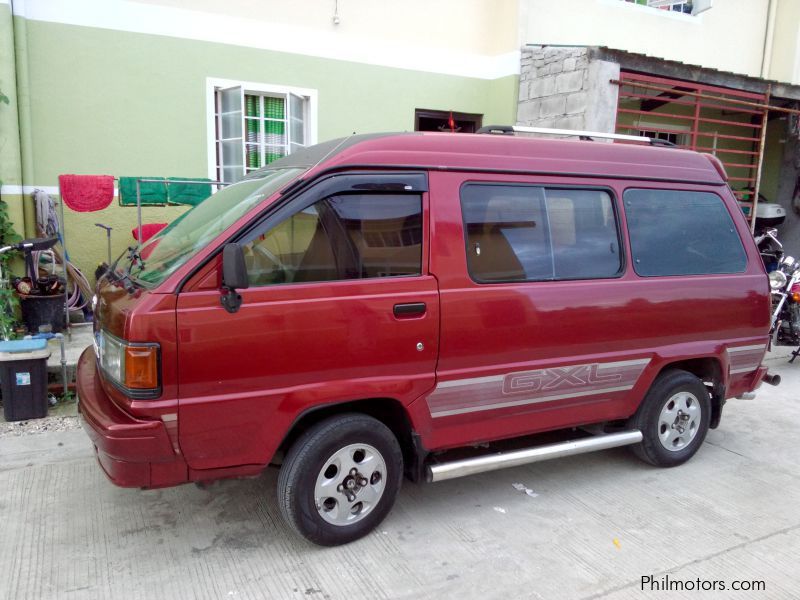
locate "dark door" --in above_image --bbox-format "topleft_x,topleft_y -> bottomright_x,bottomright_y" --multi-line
414,109 -> 483,133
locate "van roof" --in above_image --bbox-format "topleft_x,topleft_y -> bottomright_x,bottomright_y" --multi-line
264,132 -> 725,186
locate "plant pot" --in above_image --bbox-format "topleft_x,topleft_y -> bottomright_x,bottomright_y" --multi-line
19,292 -> 66,333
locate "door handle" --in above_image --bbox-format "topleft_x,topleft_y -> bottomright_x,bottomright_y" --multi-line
393,302 -> 427,318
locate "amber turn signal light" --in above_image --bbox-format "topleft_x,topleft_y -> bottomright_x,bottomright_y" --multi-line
793,292 -> 800,303
124,346 -> 159,389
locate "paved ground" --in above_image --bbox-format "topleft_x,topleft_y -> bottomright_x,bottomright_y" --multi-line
1,353 -> 798,600
44,327 -> 93,383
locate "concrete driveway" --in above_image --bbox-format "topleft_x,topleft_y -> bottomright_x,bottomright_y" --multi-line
1,354 -> 798,600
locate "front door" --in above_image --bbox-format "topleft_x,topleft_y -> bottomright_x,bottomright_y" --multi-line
176,172 -> 438,470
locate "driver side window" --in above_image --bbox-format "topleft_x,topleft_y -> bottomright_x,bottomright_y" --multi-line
243,193 -> 423,286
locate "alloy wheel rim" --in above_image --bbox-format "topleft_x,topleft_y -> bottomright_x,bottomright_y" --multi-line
314,443 -> 387,526
657,391 -> 701,452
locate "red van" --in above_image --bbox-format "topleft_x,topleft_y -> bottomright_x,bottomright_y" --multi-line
78,129 -> 776,545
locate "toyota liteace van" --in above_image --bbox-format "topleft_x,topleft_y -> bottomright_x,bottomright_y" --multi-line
78,128 -> 776,545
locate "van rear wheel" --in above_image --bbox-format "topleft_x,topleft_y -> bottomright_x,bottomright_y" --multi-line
629,369 -> 711,467
277,413 -> 403,546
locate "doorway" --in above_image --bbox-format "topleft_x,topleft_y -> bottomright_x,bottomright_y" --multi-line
414,109 -> 483,133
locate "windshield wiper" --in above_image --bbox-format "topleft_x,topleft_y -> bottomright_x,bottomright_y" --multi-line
104,246 -> 140,293
127,246 -> 146,273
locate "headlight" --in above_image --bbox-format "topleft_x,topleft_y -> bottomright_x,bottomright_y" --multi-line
769,270 -> 787,291
97,329 -> 160,398
100,332 -> 125,383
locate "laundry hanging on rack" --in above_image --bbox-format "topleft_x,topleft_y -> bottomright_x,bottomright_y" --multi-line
33,189 -> 60,237
119,177 -> 168,206
30,189 -> 93,311
132,223 -> 168,243
167,177 -> 213,206
57,174 -> 114,212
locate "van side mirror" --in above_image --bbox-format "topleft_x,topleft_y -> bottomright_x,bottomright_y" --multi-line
220,243 -> 249,313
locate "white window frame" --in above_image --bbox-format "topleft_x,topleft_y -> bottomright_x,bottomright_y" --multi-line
206,77 -> 318,182
645,0 -> 691,13
608,0 -> 699,20
633,120 -> 691,147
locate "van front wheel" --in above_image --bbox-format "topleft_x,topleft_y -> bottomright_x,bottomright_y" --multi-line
629,369 -> 711,467
277,414 -> 403,546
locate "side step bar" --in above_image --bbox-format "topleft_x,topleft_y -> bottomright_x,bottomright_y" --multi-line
427,430 -> 643,483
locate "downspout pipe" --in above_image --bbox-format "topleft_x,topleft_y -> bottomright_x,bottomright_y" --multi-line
761,0 -> 778,79
0,2 -> 25,228
10,0 -> 36,239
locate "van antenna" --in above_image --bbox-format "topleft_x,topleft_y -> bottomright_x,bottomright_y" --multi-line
309,134 -> 356,172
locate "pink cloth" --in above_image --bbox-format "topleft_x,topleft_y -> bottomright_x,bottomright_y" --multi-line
58,174 -> 115,212
131,223 -> 168,243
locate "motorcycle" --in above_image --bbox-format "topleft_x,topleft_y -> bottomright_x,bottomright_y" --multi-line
768,253 -> 800,362
755,227 -> 784,272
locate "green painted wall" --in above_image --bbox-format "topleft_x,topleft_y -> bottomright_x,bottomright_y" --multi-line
0,6 -> 21,186
10,18 -> 517,281
760,117 -> 786,204
0,5 -> 26,244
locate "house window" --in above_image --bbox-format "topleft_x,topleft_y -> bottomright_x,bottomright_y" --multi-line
639,129 -> 685,146
621,0 -> 693,14
212,81 -> 316,184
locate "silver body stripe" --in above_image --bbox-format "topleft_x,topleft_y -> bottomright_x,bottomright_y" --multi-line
435,358 -> 651,390
726,344 -> 765,377
431,385 -> 633,418
730,366 -> 760,374
428,358 -> 651,418
727,344 -> 767,353
437,374 -> 505,388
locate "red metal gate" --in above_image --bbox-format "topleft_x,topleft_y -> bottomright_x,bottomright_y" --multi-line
614,72 -> 769,221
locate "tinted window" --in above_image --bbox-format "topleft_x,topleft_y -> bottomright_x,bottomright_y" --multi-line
243,193 -> 422,285
624,189 -> 746,276
461,184 -> 622,283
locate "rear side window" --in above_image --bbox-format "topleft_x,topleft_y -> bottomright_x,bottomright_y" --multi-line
461,184 -> 622,283
624,189 -> 746,276
243,193 -> 422,285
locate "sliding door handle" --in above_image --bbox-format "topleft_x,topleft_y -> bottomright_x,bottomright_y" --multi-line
393,302 -> 427,318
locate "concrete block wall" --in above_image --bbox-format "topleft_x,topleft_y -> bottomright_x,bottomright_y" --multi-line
518,46 -> 620,134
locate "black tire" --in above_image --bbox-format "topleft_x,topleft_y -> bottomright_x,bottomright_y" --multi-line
629,369 -> 711,467
277,413 -> 403,546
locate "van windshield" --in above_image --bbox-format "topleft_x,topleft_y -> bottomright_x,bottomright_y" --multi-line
123,168 -> 303,287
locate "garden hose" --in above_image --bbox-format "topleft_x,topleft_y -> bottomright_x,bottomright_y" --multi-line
31,189 -> 93,310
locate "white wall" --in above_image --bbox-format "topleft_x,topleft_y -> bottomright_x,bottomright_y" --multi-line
523,0 -> 773,81
132,0 -> 521,74
769,0 -> 800,85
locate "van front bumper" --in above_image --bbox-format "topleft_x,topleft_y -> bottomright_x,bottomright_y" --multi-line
77,347 -> 187,488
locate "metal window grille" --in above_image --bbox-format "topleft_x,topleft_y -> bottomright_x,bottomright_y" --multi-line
614,71 -> 769,221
